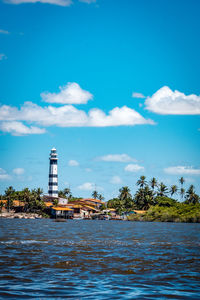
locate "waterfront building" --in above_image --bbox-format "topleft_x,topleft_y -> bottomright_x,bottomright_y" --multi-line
48,148 -> 58,197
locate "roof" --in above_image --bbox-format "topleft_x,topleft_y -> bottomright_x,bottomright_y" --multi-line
134,210 -> 147,214
52,206 -> 73,211
45,202 -> 53,207
80,198 -> 104,204
83,205 -> 98,211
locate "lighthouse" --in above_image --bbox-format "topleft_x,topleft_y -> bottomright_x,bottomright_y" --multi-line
48,148 -> 58,197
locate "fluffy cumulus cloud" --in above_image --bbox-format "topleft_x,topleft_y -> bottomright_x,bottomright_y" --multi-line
78,182 -> 94,190
110,176 -> 122,184
0,101 -> 154,135
164,166 -> 200,175
41,82 -> 93,105
0,168 -> 11,180
145,86 -> 200,115
132,92 -> 145,99
68,160 -> 79,166
4,0 -> 73,6
124,164 -> 144,172
13,168 -> 25,175
0,121 -> 46,136
98,154 -> 136,163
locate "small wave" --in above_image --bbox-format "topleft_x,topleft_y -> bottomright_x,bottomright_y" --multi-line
0,240 -> 48,245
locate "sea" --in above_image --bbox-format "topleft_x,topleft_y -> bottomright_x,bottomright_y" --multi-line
0,219 -> 200,299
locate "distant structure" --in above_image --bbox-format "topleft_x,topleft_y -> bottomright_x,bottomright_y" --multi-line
48,148 -> 58,197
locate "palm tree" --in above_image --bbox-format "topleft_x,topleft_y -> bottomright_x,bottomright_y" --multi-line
179,177 -> 185,186
63,188 -> 72,199
157,182 -> 168,197
134,185 -> 154,210
98,194 -> 104,201
119,186 -> 132,201
185,185 -> 199,204
150,177 -> 157,191
0,201 -> 4,213
170,185 -> 178,197
137,176 -> 147,188
5,186 -> 15,212
92,190 -> 98,199
180,188 -> 185,201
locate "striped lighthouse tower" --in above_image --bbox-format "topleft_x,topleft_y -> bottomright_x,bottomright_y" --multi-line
48,148 -> 58,197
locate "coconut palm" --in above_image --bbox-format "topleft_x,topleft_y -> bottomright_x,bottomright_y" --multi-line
0,201 -> 4,213
134,185 -> 154,210
157,183 -> 168,197
92,190 -> 98,199
98,194 -> 104,201
185,185 -> 199,204
119,186 -> 132,201
170,185 -> 178,197
150,177 -> 157,191
137,176 -> 147,188
179,177 -> 185,186
180,188 -> 185,201
5,186 -> 15,212
63,188 -> 72,199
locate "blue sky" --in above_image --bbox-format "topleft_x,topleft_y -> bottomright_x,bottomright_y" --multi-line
0,0 -> 200,200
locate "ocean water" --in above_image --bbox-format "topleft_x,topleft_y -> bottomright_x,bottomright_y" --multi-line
0,219 -> 200,299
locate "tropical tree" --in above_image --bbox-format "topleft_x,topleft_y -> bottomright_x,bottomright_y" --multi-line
185,185 -> 199,204
137,176 -> 147,188
0,201 -> 4,213
98,194 -> 105,201
157,183 -> 168,197
21,188 -> 31,211
134,185 -> 154,210
63,188 -> 72,199
150,177 -> 157,191
5,186 -> 15,212
179,177 -> 185,186
92,190 -> 98,199
170,185 -> 178,197
180,188 -> 185,201
119,186 -> 132,201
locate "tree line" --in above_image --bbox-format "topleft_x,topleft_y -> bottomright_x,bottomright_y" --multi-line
106,176 -> 200,214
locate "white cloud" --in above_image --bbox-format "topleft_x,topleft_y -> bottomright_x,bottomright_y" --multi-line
85,168 -> 92,172
132,92 -> 145,99
78,182 -> 94,191
145,86 -> 200,115
0,121 -> 46,136
0,29 -> 10,34
41,82 -> 93,105
0,168 -> 11,180
79,0 -> 96,3
124,164 -> 144,172
0,102 -> 155,133
13,168 -> 25,175
164,166 -> 200,175
98,154 -> 136,163
0,54 -> 7,61
110,176 -> 122,184
68,160 -> 79,166
4,0 -> 73,6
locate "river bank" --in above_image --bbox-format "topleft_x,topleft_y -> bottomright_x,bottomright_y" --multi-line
0,211 -> 43,219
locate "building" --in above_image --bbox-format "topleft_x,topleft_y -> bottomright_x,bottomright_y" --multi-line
48,148 -> 58,198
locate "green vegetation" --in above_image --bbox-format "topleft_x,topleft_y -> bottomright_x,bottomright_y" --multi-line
107,176 -> 200,223
0,186 -> 46,215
